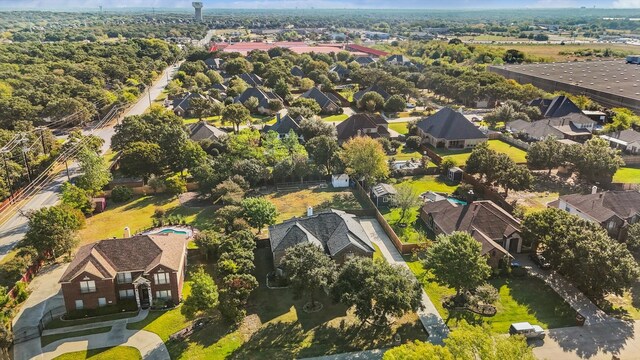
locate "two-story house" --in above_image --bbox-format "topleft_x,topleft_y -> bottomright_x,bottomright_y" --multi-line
549,190 -> 640,241
59,234 -> 187,312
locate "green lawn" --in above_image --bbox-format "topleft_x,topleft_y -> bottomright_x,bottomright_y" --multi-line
265,188 -> 364,222
433,140 -> 528,165
183,115 -> 222,125
406,258 -> 577,333
390,144 -> 422,161
321,114 -> 349,122
53,346 -> 141,360
390,175 -> 459,195
613,167 -> 640,184
79,195 -> 218,245
372,243 -> 384,262
388,122 -> 409,135
41,327 -> 111,347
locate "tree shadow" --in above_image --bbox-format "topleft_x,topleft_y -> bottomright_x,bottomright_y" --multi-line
228,321 -> 306,360
545,320 -> 635,359
121,194 -> 174,211
167,317 -> 236,359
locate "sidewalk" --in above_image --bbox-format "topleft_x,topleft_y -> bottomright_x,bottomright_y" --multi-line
359,218 -> 449,344
515,254 -> 616,326
41,309 -> 149,336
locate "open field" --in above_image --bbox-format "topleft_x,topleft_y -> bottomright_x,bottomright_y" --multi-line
406,258 -> 577,333
265,187 -> 364,222
485,43 -> 638,62
433,139 -> 528,165
613,167 -> 640,184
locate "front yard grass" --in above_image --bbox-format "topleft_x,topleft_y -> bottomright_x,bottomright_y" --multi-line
41,326 -> 111,347
406,258 -> 577,333
613,167 -> 640,184
53,346 -> 141,360
433,139 -> 528,165
321,114 -> 349,122
388,122 -> 409,135
79,195 -> 217,245
265,188 -> 365,222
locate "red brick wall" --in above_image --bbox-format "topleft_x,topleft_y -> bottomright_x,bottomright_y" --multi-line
148,266 -> 181,305
61,273 -> 117,312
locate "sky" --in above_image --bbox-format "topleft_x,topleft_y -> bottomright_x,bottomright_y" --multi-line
0,0 -> 640,9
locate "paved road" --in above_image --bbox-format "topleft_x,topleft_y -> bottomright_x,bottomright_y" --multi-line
0,63 -> 179,263
359,218 -> 449,344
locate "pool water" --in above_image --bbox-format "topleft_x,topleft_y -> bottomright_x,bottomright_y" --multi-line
156,228 -> 188,235
447,197 -> 467,205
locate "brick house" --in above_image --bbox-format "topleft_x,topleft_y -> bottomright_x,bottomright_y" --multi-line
420,200 -> 522,268
416,108 -> 487,150
59,234 -> 187,312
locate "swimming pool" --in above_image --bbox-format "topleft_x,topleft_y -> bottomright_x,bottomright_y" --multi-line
447,197 -> 467,205
156,228 -> 189,235
143,227 -> 193,237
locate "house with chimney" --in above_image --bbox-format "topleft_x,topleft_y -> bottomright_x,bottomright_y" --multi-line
549,190 -> 640,241
59,233 -> 188,312
300,87 -> 342,114
335,113 -> 390,143
506,113 -> 596,143
416,108 -> 488,149
235,87 -> 283,115
263,113 -> 305,140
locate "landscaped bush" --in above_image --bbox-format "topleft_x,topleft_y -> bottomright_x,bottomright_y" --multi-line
13,281 -> 28,303
63,299 -> 138,320
405,136 -> 422,150
165,176 -> 187,196
111,186 -> 133,203
154,207 -> 166,218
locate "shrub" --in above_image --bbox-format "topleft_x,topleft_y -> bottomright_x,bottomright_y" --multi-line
165,176 -> 187,196
13,281 -> 28,303
472,283 -> 499,305
405,136 -> 422,150
111,186 -> 133,203
154,207 -> 166,218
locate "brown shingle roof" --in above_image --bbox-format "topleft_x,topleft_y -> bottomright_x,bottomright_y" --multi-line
59,234 -> 186,283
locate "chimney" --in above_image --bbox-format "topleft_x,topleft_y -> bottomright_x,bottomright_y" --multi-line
307,206 -> 313,217
592,185 -> 598,194
124,227 -> 131,238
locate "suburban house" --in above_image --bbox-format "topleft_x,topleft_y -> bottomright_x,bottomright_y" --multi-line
167,92 -> 212,117
238,73 -> 264,87
416,107 -> 488,149
420,200 -> 523,268
300,87 -> 342,114
204,57 -> 224,70
371,183 -> 397,207
549,190 -> 640,241
290,66 -> 305,78
269,209 -> 375,266
386,54 -> 413,66
263,113 -> 305,140
353,84 -> 391,104
354,56 -> 376,66
336,113 -> 390,143
529,95 -> 582,118
506,113 -> 596,143
330,65 -> 351,82
235,87 -> 283,115
187,121 -> 227,142
59,234 -> 188,312
600,129 -> 640,154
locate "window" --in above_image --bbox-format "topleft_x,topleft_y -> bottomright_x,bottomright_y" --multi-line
79,280 -> 96,294
608,221 -> 616,230
75,300 -> 84,310
155,290 -> 172,299
119,289 -> 135,299
154,272 -> 170,285
98,298 -> 106,307
117,272 -> 132,284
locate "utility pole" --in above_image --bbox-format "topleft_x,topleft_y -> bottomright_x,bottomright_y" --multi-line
1,149 -> 14,204
148,86 -> 152,106
64,160 -> 70,181
36,126 -> 48,155
21,144 -> 31,183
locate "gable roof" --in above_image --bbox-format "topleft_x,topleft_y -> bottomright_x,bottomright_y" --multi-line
336,113 -> 389,140
263,114 -> 304,136
188,121 -> 227,141
290,66 -> 305,78
59,234 -> 187,283
330,65 -> 351,78
507,113 -> 595,140
386,54 -> 412,65
269,209 -> 375,259
530,96 -> 582,118
600,129 -> 640,145
421,200 -> 521,257
372,183 -> 397,197
235,87 -> 282,108
554,191 -> 640,222
238,73 -> 264,87
353,84 -> 391,103
301,87 -> 341,110
354,56 -> 376,66
171,92 -> 207,113
416,107 -> 487,141
204,58 -> 223,69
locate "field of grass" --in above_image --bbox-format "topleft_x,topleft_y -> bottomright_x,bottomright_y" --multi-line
388,122 -> 409,135
406,258 -> 577,333
41,327 -> 111,347
390,175 -> 459,195
265,188 -> 364,222
321,114 -> 349,122
613,167 -> 640,184
390,144 -> 422,161
485,43 -> 638,62
53,346 -> 141,360
79,195 -> 218,245
433,140 -> 528,165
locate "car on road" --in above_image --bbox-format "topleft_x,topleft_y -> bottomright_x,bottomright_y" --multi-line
529,253 -> 551,269
509,322 -> 546,340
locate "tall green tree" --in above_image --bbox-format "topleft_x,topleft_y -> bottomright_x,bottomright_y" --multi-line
76,148 -> 112,195
526,136 -> 565,175
392,183 -> 421,223
240,197 -> 277,233
181,266 -> 219,319
60,182 -> 93,214
119,142 -> 163,181
341,136 -> 389,185
280,243 -> 337,308
305,135 -> 341,175
23,205 -> 85,259
573,137 -> 624,184
222,103 -> 252,134
425,232 -> 491,297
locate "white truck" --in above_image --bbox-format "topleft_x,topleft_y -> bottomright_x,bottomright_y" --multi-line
509,322 -> 546,340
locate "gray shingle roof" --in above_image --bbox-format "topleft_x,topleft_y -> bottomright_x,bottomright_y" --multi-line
291,66 -> 305,77
235,87 -> 282,109
269,209 -> 375,258
171,92 -> 207,113
301,88 -> 340,111
530,96 -> 582,118
601,129 -> 640,144
416,107 -> 487,141
353,84 -> 391,103
188,121 -> 227,141
372,183 -> 397,197
555,191 -> 640,222
263,114 -> 304,136
336,113 -> 389,141
238,73 -> 264,87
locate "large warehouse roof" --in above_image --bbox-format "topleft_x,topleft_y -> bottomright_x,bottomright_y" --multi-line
489,60 -> 640,113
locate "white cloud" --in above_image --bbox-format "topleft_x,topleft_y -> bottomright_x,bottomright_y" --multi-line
612,0 -> 640,7
529,0 -> 578,7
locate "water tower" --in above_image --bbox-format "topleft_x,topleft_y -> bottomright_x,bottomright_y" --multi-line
192,2 -> 203,22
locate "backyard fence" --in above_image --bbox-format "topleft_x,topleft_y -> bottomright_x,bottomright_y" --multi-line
498,134 -> 531,151
621,154 -> 640,167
